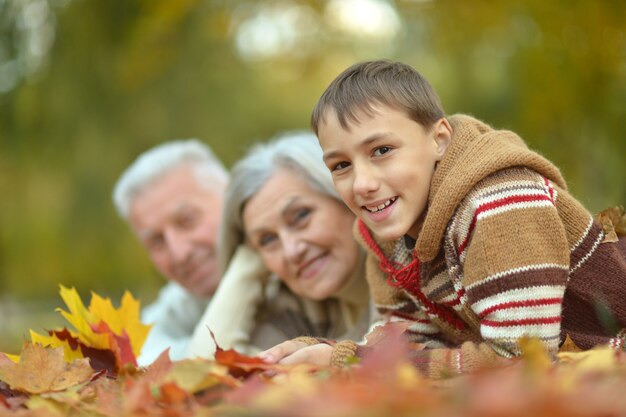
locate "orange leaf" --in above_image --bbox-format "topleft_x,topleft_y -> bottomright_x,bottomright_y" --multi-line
200,329 -> 276,379
0,342 -> 95,394
215,347 -> 277,379
158,381 -> 191,405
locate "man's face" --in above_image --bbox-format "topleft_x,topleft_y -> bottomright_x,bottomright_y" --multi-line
318,104 -> 451,241
129,165 -> 224,297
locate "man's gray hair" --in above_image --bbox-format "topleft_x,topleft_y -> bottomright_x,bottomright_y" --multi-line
113,139 -> 229,219
219,131 -> 339,273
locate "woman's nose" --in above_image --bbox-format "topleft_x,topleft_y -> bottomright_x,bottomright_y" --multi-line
282,232 -> 306,263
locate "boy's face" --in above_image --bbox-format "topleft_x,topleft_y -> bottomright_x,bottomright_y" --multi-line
318,104 -> 451,241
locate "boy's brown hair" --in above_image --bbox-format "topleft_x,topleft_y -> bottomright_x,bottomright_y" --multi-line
311,60 -> 445,134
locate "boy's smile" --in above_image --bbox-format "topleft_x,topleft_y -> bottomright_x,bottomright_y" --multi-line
318,104 -> 452,242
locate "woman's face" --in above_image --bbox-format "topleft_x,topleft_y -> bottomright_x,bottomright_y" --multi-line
243,168 -> 359,300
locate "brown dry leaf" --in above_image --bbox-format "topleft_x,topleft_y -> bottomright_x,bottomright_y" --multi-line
142,349 -> 173,384
596,205 -> 626,242
89,378 -> 123,417
363,321 -> 412,348
559,335 -> 584,353
0,342 -> 95,394
165,358 -> 239,393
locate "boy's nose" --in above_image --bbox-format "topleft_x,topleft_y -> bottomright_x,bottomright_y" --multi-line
352,164 -> 380,197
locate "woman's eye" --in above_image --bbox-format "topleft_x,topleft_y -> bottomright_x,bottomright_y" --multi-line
373,146 -> 391,156
258,234 -> 277,248
293,207 -> 311,224
332,161 -> 350,172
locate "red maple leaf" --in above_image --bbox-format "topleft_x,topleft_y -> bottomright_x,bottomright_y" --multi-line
50,328 -> 118,377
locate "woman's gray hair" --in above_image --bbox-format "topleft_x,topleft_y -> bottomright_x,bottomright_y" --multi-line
113,139 -> 229,219
219,131 -> 339,273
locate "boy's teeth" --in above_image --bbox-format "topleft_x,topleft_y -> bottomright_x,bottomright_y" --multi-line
366,197 -> 396,213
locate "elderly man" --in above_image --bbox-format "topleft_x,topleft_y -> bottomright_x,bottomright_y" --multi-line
113,139 -> 228,365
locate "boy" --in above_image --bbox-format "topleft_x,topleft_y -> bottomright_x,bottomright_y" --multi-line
260,60 -> 626,377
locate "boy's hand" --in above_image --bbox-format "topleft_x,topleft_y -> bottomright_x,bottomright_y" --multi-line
259,341 -> 333,366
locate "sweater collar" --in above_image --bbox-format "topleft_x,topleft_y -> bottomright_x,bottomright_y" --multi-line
414,114 -> 567,262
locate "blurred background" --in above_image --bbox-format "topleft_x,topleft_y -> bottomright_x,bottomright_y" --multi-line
1,0 -> 625,352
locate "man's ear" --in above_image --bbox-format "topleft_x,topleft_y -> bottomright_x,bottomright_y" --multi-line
433,117 -> 452,159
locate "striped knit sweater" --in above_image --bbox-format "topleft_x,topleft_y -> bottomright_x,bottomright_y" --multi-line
333,114 -> 626,377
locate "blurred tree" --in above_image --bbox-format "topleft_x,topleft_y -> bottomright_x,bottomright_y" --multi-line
0,0 -> 624,306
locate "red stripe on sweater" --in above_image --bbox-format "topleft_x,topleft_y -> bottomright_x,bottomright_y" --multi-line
392,311 -> 432,323
544,177 -> 555,204
440,287 -> 466,307
478,297 -> 562,319
458,193 -> 555,255
482,316 -> 561,327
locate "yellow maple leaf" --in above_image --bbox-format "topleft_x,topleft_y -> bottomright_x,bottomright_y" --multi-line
24,285 -> 151,369
88,290 -> 150,358
56,286 -> 110,350
29,330 -> 84,362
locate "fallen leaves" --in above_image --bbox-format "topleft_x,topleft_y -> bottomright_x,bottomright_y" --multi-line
28,285 -> 151,375
0,343 -> 95,394
3,289 -> 626,416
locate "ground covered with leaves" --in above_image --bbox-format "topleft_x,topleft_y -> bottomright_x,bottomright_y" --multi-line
2,287 -> 626,417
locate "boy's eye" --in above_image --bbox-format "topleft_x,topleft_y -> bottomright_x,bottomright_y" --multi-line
332,161 -> 351,172
373,146 -> 391,156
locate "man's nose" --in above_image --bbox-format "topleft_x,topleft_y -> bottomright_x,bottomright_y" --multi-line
164,229 -> 192,262
352,163 -> 380,197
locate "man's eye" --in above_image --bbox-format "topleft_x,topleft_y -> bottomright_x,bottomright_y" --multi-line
177,212 -> 199,229
146,235 -> 165,250
332,161 -> 350,172
373,146 -> 391,156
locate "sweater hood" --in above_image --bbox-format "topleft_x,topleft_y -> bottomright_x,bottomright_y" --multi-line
415,114 -> 567,262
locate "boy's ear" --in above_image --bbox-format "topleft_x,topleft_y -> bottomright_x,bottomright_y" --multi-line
433,117 -> 453,158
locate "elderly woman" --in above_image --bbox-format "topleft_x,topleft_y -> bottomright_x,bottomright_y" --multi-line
187,132 -> 371,358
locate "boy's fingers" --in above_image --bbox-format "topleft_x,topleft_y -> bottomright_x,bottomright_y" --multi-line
277,344 -> 333,367
259,340 -> 307,363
